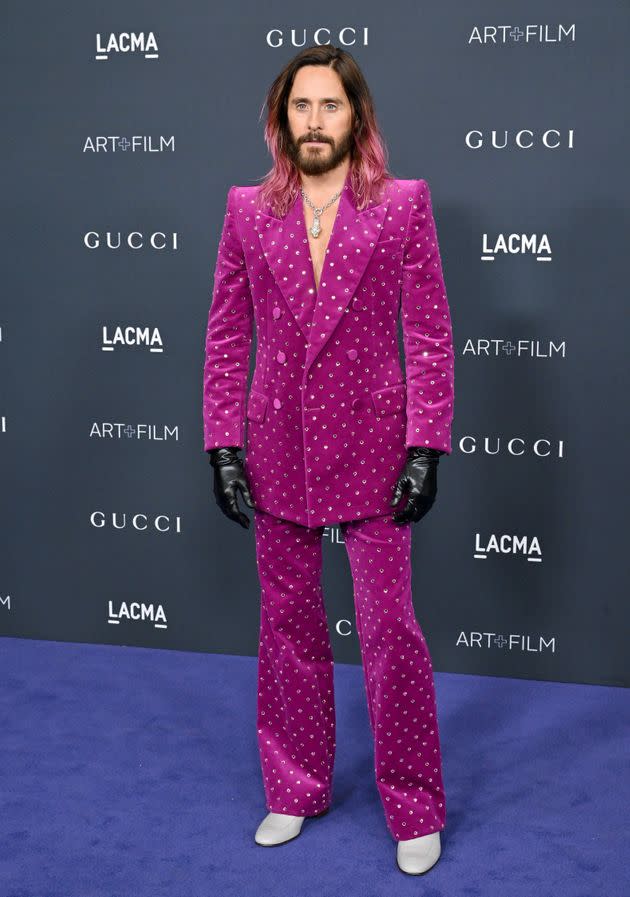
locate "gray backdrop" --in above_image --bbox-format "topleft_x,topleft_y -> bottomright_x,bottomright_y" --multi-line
2,1 -> 628,687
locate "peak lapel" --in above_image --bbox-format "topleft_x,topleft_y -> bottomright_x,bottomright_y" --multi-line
256,193 -> 316,342
255,177 -> 391,370
304,184 -> 390,373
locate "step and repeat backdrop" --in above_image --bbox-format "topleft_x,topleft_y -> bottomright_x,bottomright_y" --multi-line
1,3 -> 627,687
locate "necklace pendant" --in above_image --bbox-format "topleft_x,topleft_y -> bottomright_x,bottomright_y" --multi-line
310,215 -> 321,238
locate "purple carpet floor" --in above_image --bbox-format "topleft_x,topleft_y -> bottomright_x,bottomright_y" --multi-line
0,636 -> 627,897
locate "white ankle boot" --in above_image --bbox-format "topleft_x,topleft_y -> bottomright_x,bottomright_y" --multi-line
254,808 -> 329,847
396,830 -> 442,874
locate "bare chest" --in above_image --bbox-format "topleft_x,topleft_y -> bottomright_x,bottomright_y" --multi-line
303,200 -> 340,293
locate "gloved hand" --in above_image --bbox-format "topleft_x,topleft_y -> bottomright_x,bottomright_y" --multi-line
207,446 -> 254,529
390,446 -> 444,524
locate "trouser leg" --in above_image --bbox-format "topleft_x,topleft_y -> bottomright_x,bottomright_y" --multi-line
253,508 -> 335,816
341,513 -> 447,841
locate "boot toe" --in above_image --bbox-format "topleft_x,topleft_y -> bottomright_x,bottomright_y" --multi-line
254,812 -> 306,846
396,831 -> 441,874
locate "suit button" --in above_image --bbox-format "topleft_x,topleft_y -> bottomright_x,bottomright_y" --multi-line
347,349 -> 358,361
272,307 -> 282,319
273,398 -> 282,409
276,350 -> 286,363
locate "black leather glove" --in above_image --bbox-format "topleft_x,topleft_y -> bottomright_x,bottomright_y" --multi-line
207,446 -> 254,529
390,446 -> 445,524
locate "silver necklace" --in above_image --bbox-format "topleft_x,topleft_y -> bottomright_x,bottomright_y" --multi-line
300,187 -> 342,238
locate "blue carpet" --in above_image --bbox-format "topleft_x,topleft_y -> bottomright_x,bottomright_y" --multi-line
0,636 -> 627,896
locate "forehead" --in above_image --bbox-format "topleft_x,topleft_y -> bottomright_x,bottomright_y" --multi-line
289,64 -> 347,99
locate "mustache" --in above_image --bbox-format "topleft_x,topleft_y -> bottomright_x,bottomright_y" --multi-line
301,134 -> 331,144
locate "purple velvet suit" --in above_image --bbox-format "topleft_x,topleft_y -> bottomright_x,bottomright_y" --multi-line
202,172 -> 455,529
202,171 -> 454,841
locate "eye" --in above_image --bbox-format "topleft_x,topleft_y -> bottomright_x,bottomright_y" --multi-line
293,102 -> 338,111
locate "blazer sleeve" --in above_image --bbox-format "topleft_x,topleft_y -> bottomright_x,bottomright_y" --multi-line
401,178 -> 455,453
202,185 -> 254,451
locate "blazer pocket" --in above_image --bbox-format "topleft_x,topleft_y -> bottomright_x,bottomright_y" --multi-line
246,389 -> 268,423
372,236 -> 404,266
371,382 -> 407,416
374,235 -> 403,251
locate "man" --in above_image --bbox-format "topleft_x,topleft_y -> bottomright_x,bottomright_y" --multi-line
202,45 -> 455,876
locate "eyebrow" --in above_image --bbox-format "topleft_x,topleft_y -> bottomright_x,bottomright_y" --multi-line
290,96 -> 344,105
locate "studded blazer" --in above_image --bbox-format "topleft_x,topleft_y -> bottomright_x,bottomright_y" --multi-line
202,173 -> 455,528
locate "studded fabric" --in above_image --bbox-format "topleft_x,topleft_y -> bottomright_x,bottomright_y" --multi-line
202,172 -> 455,528
254,507 -> 447,841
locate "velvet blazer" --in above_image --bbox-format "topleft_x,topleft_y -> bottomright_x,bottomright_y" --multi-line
202,172 -> 455,527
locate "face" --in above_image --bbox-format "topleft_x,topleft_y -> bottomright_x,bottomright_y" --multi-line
286,65 -> 354,176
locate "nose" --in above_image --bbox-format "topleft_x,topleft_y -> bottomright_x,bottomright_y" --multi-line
307,109 -> 324,133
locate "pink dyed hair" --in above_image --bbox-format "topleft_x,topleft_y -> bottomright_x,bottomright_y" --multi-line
255,45 -> 395,217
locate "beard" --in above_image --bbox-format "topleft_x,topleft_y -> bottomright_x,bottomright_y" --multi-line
286,127 -> 354,176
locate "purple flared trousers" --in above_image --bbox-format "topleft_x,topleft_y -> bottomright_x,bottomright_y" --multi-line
253,508 -> 447,841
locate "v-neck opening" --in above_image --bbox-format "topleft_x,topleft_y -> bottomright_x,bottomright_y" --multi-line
300,183 -> 347,299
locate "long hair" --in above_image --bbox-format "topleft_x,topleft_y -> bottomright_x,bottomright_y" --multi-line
256,45 -> 394,217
